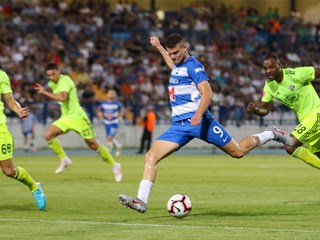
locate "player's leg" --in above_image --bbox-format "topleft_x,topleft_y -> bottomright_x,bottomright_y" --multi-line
80,116 -> 121,181
46,123 -> 72,173
203,117 -> 270,158
0,160 -> 46,210
85,137 -> 123,182
286,118 -> 320,170
113,138 -> 122,156
109,125 -> 122,156
119,140 -> 179,213
119,124 -> 191,213
69,115 -> 123,181
105,124 -> 114,151
0,125 -> 46,210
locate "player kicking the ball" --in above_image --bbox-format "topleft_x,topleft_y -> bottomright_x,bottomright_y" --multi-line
118,34 -> 292,213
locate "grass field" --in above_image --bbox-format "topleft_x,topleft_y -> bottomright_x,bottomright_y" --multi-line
1,152 -> 320,240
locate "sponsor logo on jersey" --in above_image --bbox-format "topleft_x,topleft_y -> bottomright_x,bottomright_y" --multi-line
284,94 -> 299,104
194,67 -> 204,73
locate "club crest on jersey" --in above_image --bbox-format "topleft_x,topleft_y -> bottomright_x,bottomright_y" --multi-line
169,77 -> 178,84
289,85 -> 295,91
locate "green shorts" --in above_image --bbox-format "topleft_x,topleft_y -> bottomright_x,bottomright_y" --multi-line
53,115 -> 96,139
0,123 -> 14,161
292,109 -> 320,154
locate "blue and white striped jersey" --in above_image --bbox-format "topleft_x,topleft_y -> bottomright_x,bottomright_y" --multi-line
168,56 -> 209,123
98,100 -> 122,125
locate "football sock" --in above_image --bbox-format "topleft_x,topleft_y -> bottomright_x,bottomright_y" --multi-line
292,146 -> 320,169
106,141 -> 113,150
48,138 -> 67,159
252,131 -> 274,146
14,166 -> 38,192
112,138 -> 122,149
137,179 -> 153,204
97,145 -> 116,166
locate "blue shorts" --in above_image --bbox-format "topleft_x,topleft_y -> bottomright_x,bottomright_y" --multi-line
157,116 -> 232,148
104,123 -> 119,138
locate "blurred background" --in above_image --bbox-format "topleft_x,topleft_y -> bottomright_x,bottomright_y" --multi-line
1,0 -> 319,149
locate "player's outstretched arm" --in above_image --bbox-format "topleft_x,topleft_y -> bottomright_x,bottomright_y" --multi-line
34,83 -> 68,102
150,36 -> 174,70
247,101 -> 272,116
3,93 -> 29,118
314,67 -> 320,79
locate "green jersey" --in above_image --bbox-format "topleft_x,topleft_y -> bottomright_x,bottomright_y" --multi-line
48,74 -> 86,119
262,67 -> 320,121
0,70 -> 13,124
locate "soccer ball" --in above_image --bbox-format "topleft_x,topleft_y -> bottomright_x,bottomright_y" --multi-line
167,194 -> 192,219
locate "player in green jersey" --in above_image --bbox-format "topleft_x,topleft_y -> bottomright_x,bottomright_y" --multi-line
248,53 -> 320,170
34,62 -> 122,182
0,69 -> 46,210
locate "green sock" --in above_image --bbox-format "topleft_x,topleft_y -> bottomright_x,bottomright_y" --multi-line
97,145 -> 116,166
14,166 -> 38,192
48,138 -> 67,159
292,146 -> 320,169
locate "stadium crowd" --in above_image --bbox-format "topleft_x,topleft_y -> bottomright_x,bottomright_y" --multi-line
0,0 -> 319,127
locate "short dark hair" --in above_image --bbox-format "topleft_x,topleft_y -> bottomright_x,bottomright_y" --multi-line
45,62 -> 59,71
165,33 -> 185,48
263,54 -> 281,63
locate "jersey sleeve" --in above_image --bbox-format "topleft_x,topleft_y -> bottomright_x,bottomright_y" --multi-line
261,84 -> 273,103
293,67 -> 315,83
187,62 -> 209,85
57,75 -> 73,93
0,71 -> 13,94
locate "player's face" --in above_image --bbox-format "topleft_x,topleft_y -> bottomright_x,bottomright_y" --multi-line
107,90 -> 117,100
46,69 -> 60,83
263,59 -> 282,81
167,42 -> 188,65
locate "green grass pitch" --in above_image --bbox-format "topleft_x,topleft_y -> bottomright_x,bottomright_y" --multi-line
1,152 -> 320,240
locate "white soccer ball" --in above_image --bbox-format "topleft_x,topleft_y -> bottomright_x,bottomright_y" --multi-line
167,194 -> 192,218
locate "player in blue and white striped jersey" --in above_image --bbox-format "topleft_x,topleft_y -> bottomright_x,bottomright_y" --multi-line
97,89 -> 123,156
118,34 -> 291,213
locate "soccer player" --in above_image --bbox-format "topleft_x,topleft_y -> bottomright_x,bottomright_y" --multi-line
118,34 -> 292,213
0,69 -> 46,210
34,63 -> 122,182
97,89 -> 123,156
247,53 -> 320,170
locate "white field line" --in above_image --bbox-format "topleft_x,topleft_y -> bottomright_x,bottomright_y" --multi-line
0,218 -> 320,234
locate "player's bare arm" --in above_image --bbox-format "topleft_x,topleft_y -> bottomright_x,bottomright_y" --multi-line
191,81 -> 212,126
314,67 -> 320,79
3,93 -> 29,118
247,101 -> 272,116
150,36 -> 174,70
34,83 -> 68,102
